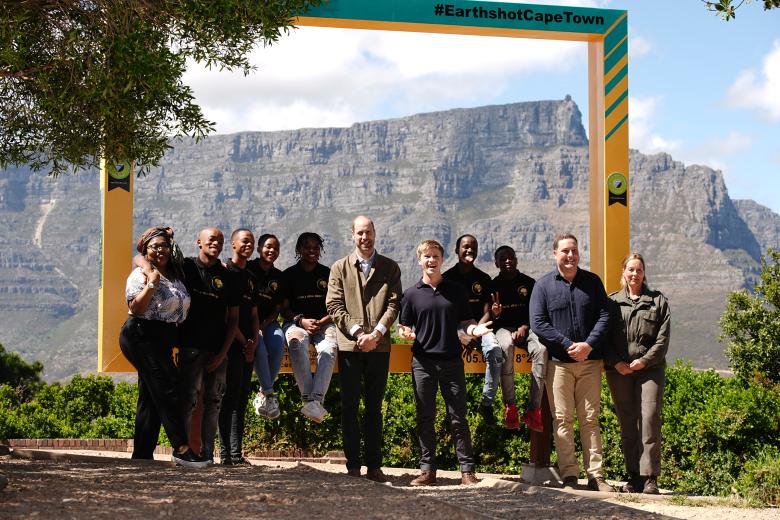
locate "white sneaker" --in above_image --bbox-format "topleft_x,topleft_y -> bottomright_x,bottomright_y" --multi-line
253,392 -> 269,417
301,401 -> 326,423
314,400 -> 328,419
266,394 -> 280,419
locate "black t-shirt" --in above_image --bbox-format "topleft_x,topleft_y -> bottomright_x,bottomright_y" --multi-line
226,259 -> 257,341
281,262 -> 330,319
442,265 -> 493,321
400,278 -> 471,360
492,271 -> 536,330
179,257 -> 241,351
247,259 -> 284,321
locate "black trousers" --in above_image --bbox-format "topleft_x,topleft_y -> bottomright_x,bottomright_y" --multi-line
411,354 -> 475,473
338,350 -> 390,470
218,342 -> 254,461
118,316 -> 187,458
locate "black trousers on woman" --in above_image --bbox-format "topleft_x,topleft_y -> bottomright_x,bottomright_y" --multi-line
119,316 -> 188,458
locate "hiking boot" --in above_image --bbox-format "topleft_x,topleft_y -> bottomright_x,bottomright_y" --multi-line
643,476 -> 659,495
366,468 -> 388,483
172,448 -> 211,468
522,407 -> 544,432
410,470 -> 437,486
478,402 -> 496,425
587,477 -> 616,492
301,401 -> 326,423
504,403 -> 520,430
620,473 -> 641,493
562,476 -> 579,489
461,471 -> 480,485
347,468 -> 361,477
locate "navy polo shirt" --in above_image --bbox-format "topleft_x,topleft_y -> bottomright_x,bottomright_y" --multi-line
529,268 -> 610,363
400,278 -> 472,360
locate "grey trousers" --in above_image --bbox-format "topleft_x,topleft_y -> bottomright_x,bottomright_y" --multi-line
606,366 -> 665,477
179,347 -> 227,459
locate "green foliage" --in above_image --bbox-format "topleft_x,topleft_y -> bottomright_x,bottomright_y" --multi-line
721,249 -> 780,384
733,447 -> 780,506
702,0 -> 780,21
0,0 -> 321,176
0,343 -> 44,401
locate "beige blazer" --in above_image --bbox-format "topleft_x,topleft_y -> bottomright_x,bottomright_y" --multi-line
326,252 -> 402,352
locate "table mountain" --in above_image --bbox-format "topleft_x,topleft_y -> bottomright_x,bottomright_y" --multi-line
0,98 -> 775,379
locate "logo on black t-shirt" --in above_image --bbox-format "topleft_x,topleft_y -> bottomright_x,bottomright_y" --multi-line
317,279 -> 328,292
268,280 -> 278,294
247,279 -> 255,293
518,286 -> 529,298
472,282 -> 483,295
212,277 -> 224,291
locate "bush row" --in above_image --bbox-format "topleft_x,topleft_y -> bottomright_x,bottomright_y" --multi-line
1,362 -> 778,504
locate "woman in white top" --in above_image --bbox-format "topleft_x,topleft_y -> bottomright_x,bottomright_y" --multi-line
118,226 -> 207,467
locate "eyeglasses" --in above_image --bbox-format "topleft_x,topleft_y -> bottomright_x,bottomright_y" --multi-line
147,244 -> 171,252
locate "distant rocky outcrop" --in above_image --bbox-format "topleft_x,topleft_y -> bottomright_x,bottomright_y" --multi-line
0,99 -> 775,379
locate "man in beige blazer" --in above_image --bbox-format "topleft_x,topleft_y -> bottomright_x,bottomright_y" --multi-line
326,215 -> 402,483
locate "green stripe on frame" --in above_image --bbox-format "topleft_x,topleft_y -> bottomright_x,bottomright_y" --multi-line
606,114 -> 628,142
605,89 -> 628,119
605,64 -> 628,97
604,14 -> 627,55
605,38 -> 627,74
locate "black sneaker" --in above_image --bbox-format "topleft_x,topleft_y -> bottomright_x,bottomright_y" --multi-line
232,457 -> 251,466
172,449 -> 211,468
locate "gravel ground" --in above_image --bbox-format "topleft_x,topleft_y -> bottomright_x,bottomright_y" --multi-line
1,451 -> 778,520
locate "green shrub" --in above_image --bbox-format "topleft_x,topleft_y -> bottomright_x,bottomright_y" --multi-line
733,447 -> 780,506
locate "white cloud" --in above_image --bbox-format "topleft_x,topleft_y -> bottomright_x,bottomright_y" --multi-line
184,25 -> 582,133
628,95 -> 680,153
629,35 -> 651,57
725,40 -> 780,122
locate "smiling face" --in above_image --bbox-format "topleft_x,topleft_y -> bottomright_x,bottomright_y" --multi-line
259,236 -> 280,265
145,236 -> 171,269
457,235 -> 478,266
299,238 -> 321,267
495,248 -> 517,276
231,230 -> 255,260
352,217 -> 375,257
197,228 -> 224,261
622,258 -> 645,294
554,238 -> 579,279
418,246 -> 443,278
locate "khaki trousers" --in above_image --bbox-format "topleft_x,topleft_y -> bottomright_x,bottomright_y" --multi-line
546,359 -> 605,479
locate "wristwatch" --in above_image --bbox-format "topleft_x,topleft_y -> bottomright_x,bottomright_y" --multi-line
146,282 -> 155,289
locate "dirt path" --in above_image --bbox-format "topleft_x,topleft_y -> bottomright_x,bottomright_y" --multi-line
0,451 -> 777,520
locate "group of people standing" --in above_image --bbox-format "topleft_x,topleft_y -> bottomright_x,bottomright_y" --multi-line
118,216 -> 670,494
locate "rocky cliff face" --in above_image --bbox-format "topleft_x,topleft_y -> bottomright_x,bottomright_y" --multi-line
0,99 -> 774,379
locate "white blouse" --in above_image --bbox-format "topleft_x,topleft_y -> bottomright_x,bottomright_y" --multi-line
125,267 -> 190,324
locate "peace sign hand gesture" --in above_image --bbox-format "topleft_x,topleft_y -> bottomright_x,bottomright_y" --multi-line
490,292 -> 502,317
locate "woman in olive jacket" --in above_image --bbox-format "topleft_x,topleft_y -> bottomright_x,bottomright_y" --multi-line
606,252 -> 670,495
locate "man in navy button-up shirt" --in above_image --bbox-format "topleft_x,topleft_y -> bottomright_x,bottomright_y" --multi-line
530,233 -> 615,492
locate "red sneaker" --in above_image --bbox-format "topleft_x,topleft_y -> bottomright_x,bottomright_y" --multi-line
504,404 -> 520,430
522,407 -> 543,432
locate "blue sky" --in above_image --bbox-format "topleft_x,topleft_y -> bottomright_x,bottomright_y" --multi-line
184,0 -> 780,213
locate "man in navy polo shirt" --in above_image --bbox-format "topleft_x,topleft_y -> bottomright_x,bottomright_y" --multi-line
398,239 -> 492,487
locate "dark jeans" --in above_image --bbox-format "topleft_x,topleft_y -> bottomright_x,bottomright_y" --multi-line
179,346 -> 227,459
411,355 -> 475,473
606,366 -> 665,477
118,317 -> 187,458
338,350 -> 390,471
218,342 -> 254,461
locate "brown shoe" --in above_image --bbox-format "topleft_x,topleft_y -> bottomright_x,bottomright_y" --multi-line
587,477 -> 616,492
562,476 -> 579,489
347,468 -> 361,477
366,468 -> 388,483
643,476 -> 659,495
461,471 -> 480,485
410,470 -> 437,486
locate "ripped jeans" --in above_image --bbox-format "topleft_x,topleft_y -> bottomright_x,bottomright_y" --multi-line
284,323 -> 337,403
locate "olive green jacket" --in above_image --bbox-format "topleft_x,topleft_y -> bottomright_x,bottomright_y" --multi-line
606,286 -> 671,369
326,252 -> 402,352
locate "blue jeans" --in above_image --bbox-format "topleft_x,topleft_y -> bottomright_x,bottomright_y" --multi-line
254,322 -> 285,394
480,331 -> 515,406
284,322 -> 337,403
